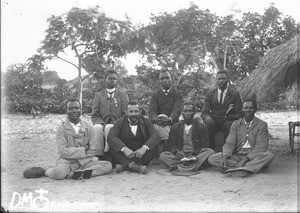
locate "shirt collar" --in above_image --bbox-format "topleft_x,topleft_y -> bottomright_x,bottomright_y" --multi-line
70,121 -> 81,127
244,119 -> 253,126
218,86 -> 228,94
106,88 -> 116,93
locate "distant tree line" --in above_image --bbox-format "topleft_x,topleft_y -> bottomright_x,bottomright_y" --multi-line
2,4 -> 299,114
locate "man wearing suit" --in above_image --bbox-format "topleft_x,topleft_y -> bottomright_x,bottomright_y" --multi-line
208,99 -> 275,177
107,100 -> 160,174
91,69 -> 129,160
160,101 -> 215,171
149,70 -> 183,153
201,70 -> 243,150
23,99 -> 112,180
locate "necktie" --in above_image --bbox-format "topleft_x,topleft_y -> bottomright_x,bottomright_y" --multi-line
219,90 -> 224,104
164,90 -> 168,96
246,122 -> 250,129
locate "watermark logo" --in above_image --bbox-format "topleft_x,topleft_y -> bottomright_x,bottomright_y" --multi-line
9,188 -> 49,211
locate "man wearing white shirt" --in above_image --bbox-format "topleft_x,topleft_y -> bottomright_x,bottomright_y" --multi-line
23,99 -> 112,180
91,69 -> 129,160
208,99 -> 275,177
148,70 -> 183,155
201,70 -> 243,151
107,100 -> 160,174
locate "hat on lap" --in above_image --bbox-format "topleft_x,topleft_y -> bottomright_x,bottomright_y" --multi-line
23,167 -> 46,178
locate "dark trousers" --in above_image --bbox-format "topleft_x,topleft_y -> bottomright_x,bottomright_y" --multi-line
110,146 -> 158,167
207,120 -> 234,150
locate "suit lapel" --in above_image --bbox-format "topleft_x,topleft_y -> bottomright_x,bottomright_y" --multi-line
249,117 -> 259,132
64,119 -> 77,137
223,87 -> 232,106
213,89 -> 219,105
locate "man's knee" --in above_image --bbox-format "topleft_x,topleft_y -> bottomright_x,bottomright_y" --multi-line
93,124 -> 104,132
45,164 -> 70,180
104,124 -> 114,134
260,150 -> 276,161
159,151 -> 173,160
99,161 -> 113,172
208,152 -> 222,166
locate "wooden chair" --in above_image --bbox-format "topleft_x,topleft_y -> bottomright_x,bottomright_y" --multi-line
288,121 -> 300,153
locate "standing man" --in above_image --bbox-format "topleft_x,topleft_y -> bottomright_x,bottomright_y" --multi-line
201,70 -> 243,151
208,99 -> 275,177
160,101 -> 215,172
92,69 -> 129,160
148,70 -> 183,154
23,99 -> 112,180
107,100 -> 160,174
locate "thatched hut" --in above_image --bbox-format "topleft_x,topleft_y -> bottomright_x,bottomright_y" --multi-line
239,36 -> 300,103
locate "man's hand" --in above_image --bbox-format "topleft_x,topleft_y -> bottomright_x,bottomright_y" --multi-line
175,151 -> 185,159
234,157 -> 250,168
220,154 -> 228,168
204,116 -> 214,128
123,147 -> 135,159
84,144 -> 89,151
134,146 -> 148,158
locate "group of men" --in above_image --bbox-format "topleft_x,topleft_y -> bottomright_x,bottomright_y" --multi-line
23,69 -> 275,180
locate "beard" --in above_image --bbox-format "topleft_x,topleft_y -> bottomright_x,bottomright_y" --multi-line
128,115 -> 139,124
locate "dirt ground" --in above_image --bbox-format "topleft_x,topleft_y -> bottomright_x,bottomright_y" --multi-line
1,111 -> 299,212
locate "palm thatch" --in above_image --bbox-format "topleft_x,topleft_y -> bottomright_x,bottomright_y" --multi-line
239,36 -> 300,103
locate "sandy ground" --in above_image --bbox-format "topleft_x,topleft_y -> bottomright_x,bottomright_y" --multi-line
1,111 -> 299,212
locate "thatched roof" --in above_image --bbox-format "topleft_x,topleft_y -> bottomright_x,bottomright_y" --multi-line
239,36 -> 300,103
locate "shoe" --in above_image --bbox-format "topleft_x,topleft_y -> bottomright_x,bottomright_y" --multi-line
82,169 -> 93,179
169,165 -> 178,172
96,155 -> 105,161
115,164 -> 124,173
180,157 -> 189,162
71,170 -> 84,180
129,163 -> 147,174
188,156 -> 197,161
231,170 -> 250,177
220,166 -> 230,174
23,167 -> 46,178
104,152 -> 112,162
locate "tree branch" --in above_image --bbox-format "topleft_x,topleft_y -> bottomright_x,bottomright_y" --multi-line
52,56 -> 79,69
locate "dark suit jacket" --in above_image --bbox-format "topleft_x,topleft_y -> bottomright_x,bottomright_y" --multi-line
201,87 -> 243,124
223,116 -> 269,160
148,87 -> 183,124
91,89 -> 129,125
107,116 -> 160,152
167,119 -> 210,156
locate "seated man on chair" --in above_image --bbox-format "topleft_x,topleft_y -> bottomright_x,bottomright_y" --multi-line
148,70 -> 183,154
107,100 -> 160,174
201,70 -> 243,151
91,69 -> 129,161
23,98 -> 112,180
160,101 -> 215,172
208,99 -> 275,177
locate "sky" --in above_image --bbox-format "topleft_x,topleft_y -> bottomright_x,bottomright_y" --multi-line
2,0 -> 300,80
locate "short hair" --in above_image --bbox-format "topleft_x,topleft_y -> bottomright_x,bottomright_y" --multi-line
66,98 -> 81,108
182,101 -> 196,112
126,100 -> 140,109
159,69 -> 171,77
105,69 -> 118,79
216,70 -> 229,78
243,98 -> 257,110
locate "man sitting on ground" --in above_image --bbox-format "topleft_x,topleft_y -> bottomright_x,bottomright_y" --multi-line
208,99 -> 275,177
107,100 -> 160,174
160,101 -> 215,173
23,98 -> 112,180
